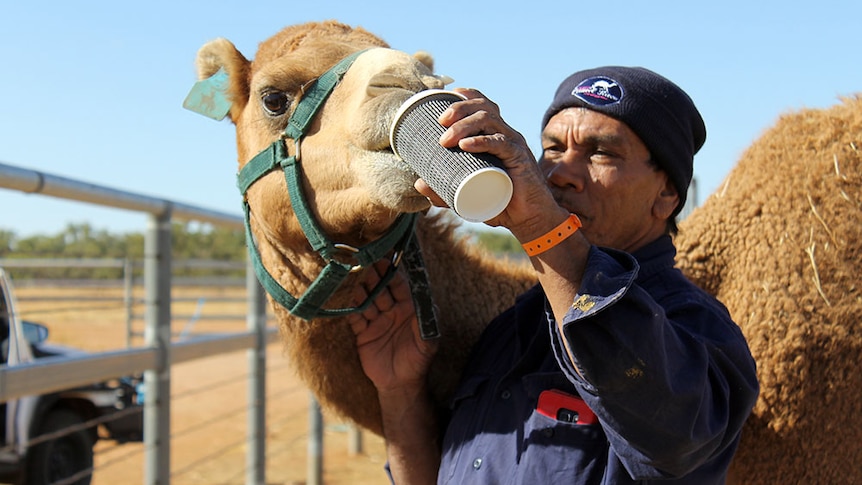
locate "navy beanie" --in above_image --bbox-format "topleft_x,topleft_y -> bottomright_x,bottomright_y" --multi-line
541,66 -> 706,216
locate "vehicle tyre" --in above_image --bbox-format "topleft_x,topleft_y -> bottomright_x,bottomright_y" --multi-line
25,409 -> 94,485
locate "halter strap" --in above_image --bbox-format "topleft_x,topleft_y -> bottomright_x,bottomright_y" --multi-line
236,49 -> 436,332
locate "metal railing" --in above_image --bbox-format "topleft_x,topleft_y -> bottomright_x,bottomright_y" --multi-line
0,160 -> 275,485
0,258 -> 251,347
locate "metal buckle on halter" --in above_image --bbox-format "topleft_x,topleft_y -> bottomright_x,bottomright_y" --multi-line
330,243 -> 363,272
391,249 -> 404,268
330,243 -> 404,273
280,133 -> 301,163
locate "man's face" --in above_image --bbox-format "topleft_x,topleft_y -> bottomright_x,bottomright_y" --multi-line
539,107 -> 678,253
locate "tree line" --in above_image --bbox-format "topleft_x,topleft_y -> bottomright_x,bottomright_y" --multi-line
0,222 -> 521,279
0,222 -> 246,279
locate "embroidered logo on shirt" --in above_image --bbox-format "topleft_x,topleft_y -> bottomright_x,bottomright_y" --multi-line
572,294 -> 597,312
625,359 -> 646,379
625,366 -> 644,379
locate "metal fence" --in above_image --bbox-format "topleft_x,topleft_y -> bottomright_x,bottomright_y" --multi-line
0,258 -> 250,348
0,161 -> 280,484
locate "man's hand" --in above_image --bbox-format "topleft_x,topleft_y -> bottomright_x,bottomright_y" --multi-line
348,260 -> 442,485
348,260 -> 438,394
417,87 -> 566,241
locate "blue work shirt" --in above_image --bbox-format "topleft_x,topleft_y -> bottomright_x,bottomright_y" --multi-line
437,236 -> 759,484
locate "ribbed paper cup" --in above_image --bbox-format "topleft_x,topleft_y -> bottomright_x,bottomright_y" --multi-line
390,89 -> 513,222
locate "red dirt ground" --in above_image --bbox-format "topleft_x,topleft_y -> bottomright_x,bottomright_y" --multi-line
14,285 -> 389,485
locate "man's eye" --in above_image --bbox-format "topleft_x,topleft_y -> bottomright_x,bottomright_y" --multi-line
261,91 -> 291,116
591,150 -> 617,160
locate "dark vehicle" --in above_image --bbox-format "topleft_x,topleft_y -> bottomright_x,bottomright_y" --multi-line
1,269 -> 144,485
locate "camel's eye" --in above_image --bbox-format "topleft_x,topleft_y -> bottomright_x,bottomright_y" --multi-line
261,90 -> 290,116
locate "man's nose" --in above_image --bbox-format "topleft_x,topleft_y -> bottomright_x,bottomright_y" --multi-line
544,154 -> 586,192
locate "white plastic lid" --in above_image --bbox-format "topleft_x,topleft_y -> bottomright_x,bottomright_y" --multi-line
453,167 -> 513,222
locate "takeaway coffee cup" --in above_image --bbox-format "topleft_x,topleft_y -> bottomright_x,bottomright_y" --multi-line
390,89 -> 513,223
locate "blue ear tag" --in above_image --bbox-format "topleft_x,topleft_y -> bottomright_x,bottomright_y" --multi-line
183,68 -> 231,120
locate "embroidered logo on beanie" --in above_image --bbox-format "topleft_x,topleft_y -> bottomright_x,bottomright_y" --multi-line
572,76 -> 623,106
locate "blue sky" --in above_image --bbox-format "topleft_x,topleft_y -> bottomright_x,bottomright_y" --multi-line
1,1 -> 860,236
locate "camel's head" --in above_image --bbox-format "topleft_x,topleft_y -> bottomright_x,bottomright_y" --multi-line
190,21 -> 451,248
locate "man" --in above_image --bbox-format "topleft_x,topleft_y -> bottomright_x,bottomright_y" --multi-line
349,66 -> 759,484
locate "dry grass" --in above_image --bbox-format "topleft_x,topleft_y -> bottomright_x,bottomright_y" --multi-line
14,284 -> 388,485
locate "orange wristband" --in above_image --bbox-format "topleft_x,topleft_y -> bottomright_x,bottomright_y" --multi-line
521,214 -> 582,256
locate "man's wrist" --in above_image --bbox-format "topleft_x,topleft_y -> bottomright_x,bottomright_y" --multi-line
521,214 -> 582,256
511,208 -> 573,246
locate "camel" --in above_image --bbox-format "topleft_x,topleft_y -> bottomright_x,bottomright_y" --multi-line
188,20 -> 860,484
188,20 -> 535,435
674,95 -> 862,484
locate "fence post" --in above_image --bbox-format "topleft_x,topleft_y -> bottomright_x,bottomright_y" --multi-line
124,258 -> 133,348
348,425 -> 364,455
246,263 -> 267,485
308,394 -> 323,485
144,209 -> 172,485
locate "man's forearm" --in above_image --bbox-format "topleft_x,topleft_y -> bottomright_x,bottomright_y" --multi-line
379,386 -> 441,485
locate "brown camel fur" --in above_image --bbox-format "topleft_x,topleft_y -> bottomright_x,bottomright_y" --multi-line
193,20 -> 859,484
675,96 -> 862,485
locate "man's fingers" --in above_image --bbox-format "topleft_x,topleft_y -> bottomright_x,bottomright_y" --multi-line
415,179 -> 449,208
347,312 -> 368,336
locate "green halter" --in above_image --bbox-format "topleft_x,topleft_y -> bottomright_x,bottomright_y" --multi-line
236,50 -> 438,337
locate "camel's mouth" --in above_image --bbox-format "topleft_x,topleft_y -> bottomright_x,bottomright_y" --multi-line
376,144 -> 418,178
355,146 -> 429,214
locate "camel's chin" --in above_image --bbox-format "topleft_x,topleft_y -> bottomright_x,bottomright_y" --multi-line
356,152 -> 426,209
370,186 -> 430,214
392,193 -> 432,214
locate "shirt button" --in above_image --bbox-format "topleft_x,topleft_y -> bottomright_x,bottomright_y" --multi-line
473,458 -> 483,470
543,427 -> 555,438
500,389 -> 511,400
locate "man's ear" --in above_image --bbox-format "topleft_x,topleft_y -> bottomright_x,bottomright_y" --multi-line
653,176 -> 680,221
184,38 -> 251,123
